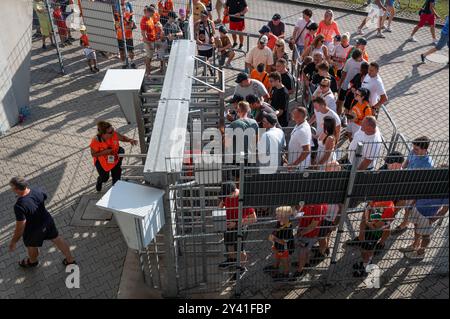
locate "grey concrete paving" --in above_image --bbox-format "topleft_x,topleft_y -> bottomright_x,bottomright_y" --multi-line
0,0 -> 448,299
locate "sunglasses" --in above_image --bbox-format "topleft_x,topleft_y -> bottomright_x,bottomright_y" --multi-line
276,44 -> 283,47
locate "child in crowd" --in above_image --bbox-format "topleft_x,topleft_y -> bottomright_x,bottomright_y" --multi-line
80,26 -> 99,73
216,25 -> 235,67
265,206 -> 295,280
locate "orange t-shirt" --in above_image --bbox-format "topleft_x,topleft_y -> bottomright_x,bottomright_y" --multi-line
317,21 -> 340,43
351,100 -> 372,125
140,16 -> 156,42
90,132 -> 120,172
250,69 -> 271,93
267,33 -> 278,50
116,20 -> 133,40
158,0 -> 174,17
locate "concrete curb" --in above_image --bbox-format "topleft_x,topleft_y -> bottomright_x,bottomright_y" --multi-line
276,0 -> 445,28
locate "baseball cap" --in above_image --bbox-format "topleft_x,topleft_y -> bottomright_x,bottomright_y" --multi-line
334,34 -> 341,41
272,13 -> 281,20
245,94 -> 259,104
356,38 -> 367,46
179,8 -> 186,16
218,25 -> 228,34
380,151 -> 405,170
227,95 -> 244,104
306,22 -> 318,31
80,25 -> 87,31
259,35 -> 269,44
262,111 -> 278,126
259,25 -> 271,34
235,72 -> 249,83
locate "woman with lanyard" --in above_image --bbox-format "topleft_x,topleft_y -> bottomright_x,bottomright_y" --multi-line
301,34 -> 329,61
330,33 -> 353,79
195,10 -> 216,61
317,9 -> 341,50
90,121 -> 137,192
314,116 -> 337,170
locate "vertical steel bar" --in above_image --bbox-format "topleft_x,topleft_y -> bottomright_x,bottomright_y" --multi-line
326,143 -> 363,285
200,184 -> 208,283
234,153 -> 245,297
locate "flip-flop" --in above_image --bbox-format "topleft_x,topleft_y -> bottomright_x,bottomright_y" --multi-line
19,258 -> 39,268
62,258 -> 77,266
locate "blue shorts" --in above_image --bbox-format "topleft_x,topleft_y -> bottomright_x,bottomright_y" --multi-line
435,32 -> 449,50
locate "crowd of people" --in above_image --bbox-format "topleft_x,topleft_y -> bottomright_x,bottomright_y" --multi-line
26,0 -> 449,284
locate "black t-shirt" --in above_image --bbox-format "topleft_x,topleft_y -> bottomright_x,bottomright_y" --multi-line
270,86 -> 290,127
421,0 -> 435,15
14,188 -> 54,232
254,102 -> 278,128
272,221 -> 295,252
226,0 -> 248,22
268,21 -> 285,37
311,74 -> 338,93
280,71 -> 295,93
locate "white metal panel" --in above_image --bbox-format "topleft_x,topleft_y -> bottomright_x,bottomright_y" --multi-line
99,69 -> 146,92
96,181 -> 165,250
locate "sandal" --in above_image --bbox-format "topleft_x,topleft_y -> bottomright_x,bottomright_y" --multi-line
62,258 -> 77,266
19,258 -> 39,268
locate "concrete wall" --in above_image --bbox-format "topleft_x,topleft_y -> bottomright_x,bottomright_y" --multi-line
0,0 -> 33,134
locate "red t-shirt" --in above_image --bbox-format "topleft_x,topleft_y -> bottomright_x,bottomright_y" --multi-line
369,201 -> 395,220
298,204 -> 327,238
80,34 -> 89,47
224,196 -> 255,221
140,16 -> 156,42
267,33 -> 278,50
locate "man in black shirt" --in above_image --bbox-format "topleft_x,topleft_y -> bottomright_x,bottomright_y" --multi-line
269,72 -> 290,127
9,177 -> 75,268
246,94 -> 278,128
275,58 -> 295,95
226,0 -> 248,50
311,61 -> 338,93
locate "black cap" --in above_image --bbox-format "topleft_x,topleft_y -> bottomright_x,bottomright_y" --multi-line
356,37 -> 367,45
168,11 -> 177,19
380,151 -> 405,170
272,13 -> 281,20
235,72 -> 249,83
245,94 -> 259,104
262,111 -> 278,126
227,95 -> 244,103
259,25 -> 271,34
306,22 -> 318,30
334,34 -> 342,41
218,25 -> 228,34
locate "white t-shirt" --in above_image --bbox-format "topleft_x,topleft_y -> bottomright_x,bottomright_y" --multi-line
348,127 -> 383,169
313,88 -> 337,113
332,44 -> 353,70
245,46 -> 274,69
258,127 -> 286,174
361,74 -> 386,107
314,108 -> 341,137
341,58 -> 362,90
295,18 -> 313,46
288,121 -> 312,169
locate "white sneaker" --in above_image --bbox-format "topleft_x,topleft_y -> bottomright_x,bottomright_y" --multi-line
405,251 -> 425,260
409,36 -> 418,42
399,245 -> 415,253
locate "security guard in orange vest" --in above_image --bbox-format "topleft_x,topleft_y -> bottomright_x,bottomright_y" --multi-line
90,121 -> 137,192
115,12 -> 136,67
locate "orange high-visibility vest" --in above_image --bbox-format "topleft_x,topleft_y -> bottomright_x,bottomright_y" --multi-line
90,132 -> 120,172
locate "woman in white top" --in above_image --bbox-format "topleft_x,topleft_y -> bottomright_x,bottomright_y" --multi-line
301,34 -> 329,61
330,33 -> 353,78
315,116 -> 337,170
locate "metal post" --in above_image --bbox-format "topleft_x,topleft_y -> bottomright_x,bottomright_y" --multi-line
134,91 -> 148,158
234,152 -> 245,298
134,217 -> 147,283
326,142 -> 363,285
44,0 -> 65,74
117,0 -> 129,68
199,184 -> 208,283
